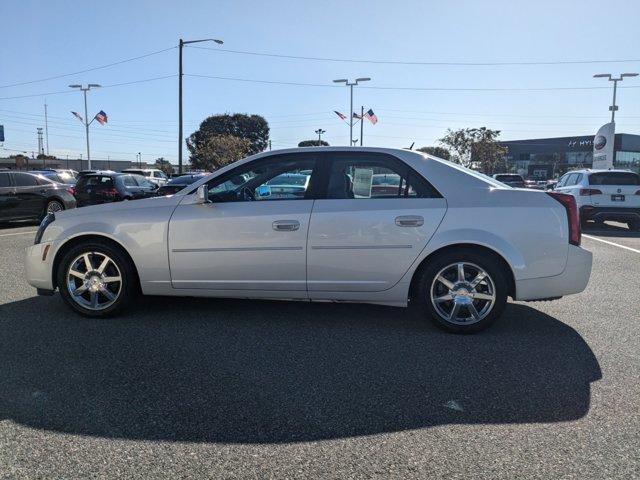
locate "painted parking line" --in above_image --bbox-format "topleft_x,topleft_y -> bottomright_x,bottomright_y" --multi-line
0,231 -> 37,238
583,234 -> 640,254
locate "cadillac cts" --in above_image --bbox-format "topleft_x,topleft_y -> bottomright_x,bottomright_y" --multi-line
25,147 -> 592,333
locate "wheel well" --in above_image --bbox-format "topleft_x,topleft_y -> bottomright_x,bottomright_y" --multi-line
409,243 -> 516,301
52,235 -> 140,291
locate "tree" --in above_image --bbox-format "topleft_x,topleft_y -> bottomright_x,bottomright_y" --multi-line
298,139 -> 330,147
187,113 -> 269,164
438,127 -> 507,173
154,157 -> 174,176
36,153 -> 57,160
189,134 -> 251,172
416,146 -> 451,160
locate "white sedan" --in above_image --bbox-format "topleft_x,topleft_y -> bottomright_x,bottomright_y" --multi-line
25,147 -> 592,333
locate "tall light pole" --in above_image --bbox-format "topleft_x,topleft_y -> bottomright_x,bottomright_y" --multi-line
333,77 -> 370,146
593,73 -> 638,122
315,128 -> 326,145
69,84 -> 101,169
178,37 -> 224,174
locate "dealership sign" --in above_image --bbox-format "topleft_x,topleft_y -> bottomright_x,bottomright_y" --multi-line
592,122 -> 615,169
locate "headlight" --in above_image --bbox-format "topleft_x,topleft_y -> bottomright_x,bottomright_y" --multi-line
34,213 -> 55,245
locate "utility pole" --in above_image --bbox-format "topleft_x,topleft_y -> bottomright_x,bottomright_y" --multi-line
44,100 -> 50,155
178,37 -> 224,175
268,140 -> 272,151
315,128 -> 326,145
593,73 -> 639,122
360,106 -> 364,146
37,128 -> 43,156
333,77 -> 371,146
69,84 -> 101,169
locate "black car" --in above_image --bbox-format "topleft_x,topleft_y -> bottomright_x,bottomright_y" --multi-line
0,171 -> 77,222
157,173 -> 208,196
75,173 -> 158,207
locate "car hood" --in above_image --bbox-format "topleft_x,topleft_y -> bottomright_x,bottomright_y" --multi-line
56,194 -> 181,219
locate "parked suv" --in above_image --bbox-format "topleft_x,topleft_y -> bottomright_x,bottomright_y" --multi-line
554,169 -> 640,230
121,168 -> 169,186
0,171 -> 76,222
75,173 -> 158,207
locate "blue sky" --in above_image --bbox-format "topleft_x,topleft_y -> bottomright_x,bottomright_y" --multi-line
1,0 -> 639,164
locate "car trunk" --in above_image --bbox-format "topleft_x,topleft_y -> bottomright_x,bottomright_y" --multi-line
586,172 -> 640,208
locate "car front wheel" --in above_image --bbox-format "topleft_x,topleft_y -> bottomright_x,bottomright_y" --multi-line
413,248 -> 508,333
56,241 -> 137,317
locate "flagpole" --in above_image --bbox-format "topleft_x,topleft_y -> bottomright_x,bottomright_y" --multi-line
360,105 -> 364,146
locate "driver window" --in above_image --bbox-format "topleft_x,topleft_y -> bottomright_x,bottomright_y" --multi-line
206,156 -> 316,202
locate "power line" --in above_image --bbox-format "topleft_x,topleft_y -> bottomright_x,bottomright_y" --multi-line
186,73 -> 640,92
189,45 -> 640,67
0,75 -> 176,100
0,47 -> 176,89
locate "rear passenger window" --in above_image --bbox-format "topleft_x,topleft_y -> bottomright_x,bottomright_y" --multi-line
0,173 -> 10,187
13,173 -> 39,187
122,175 -> 137,187
325,154 -> 439,199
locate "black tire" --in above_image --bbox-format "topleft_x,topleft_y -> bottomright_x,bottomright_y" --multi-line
42,199 -> 64,220
56,240 -> 138,318
412,248 -> 509,334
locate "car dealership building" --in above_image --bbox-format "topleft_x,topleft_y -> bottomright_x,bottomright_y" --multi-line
499,133 -> 640,179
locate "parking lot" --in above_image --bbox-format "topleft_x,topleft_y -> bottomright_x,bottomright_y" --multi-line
0,222 -> 638,479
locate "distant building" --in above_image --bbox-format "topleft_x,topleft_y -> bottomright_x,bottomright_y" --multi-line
499,133 -> 640,179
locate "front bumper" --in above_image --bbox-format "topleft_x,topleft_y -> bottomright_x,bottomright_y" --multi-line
515,245 -> 592,301
25,242 -> 56,291
580,205 -> 640,223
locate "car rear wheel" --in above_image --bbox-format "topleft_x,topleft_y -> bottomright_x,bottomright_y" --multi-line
413,248 -> 508,333
44,199 -> 64,218
56,241 -> 137,317
629,219 -> 640,232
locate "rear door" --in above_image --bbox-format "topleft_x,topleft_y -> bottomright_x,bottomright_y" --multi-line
10,172 -> 46,218
306,152 -> 447,293
0,172 -> 18,221
587,171 -> 640,207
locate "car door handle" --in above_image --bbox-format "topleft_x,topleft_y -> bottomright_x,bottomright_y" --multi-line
273,220 -> 300,231
395,215 -> 424,227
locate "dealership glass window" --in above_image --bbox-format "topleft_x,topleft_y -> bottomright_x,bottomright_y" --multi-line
615,151 -> 640,172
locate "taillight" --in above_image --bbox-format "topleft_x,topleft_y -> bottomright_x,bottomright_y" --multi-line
547,192 -> 580,246
103,188 -> 120,197
579,188 -> 602,196
66,186 -> 75,196
635,189 -> 640,195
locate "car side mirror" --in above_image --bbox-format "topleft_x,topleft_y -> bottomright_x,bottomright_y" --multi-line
196,184 -> 210,204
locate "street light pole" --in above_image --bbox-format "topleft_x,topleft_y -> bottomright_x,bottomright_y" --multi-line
333,77 -> 371,146
178,37 -> 224,174
69,84 -> 101,170
315,128 -> 326,145
593,73 -> 639,123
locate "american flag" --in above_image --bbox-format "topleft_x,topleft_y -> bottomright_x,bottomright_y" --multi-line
353,112 -> 362,119
334,110 -> 347,120
94,110 -> 108,125
71,111 -> 84,123
364,109 -> 378,124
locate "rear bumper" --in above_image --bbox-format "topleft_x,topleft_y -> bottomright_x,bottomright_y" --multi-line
580,205 -> 640,223
515,245 -> 592,301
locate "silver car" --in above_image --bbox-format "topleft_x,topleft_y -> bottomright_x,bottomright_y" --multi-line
25,147 -> 592,333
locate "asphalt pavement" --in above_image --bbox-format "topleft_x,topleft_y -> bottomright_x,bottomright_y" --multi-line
0,221 -> 638,479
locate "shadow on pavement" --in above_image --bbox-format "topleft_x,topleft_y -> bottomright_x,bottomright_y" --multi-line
0,221 -> 38,231
0,295 -> 601,444
583,221 -> 640,238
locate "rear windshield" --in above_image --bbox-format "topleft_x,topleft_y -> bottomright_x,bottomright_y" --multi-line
168,175 -> 200,186
494,175 -> 523,182
588,172 -> 640,186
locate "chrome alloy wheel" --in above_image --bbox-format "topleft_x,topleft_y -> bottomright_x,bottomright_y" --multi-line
46,201 -> 63,214
430,262 -> 496,325
66,252 -> 122,311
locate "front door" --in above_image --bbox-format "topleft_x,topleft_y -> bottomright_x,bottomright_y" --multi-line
307,152 -> 447,293
168,153 -> 318,292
